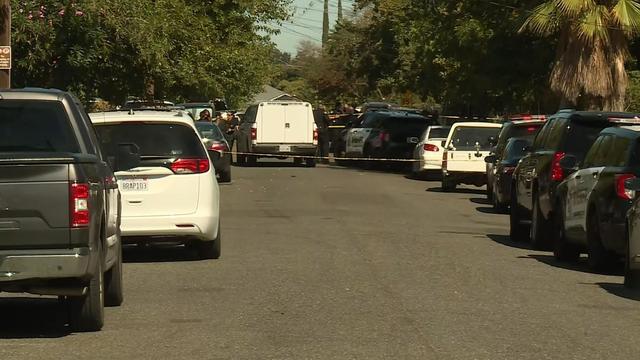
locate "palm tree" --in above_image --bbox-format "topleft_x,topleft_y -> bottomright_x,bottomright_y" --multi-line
521,0 -> 640,110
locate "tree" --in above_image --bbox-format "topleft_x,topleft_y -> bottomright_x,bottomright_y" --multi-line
521,0 -> 640,110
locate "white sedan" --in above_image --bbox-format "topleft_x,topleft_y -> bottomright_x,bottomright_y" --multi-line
412,125 -> 451,175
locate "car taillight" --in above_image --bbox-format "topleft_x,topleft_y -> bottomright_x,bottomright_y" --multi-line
70,183 -> 90,228
424,144 -> 439,152
616,174 -> 637,200
313,128 -> 318,145
551,152 -> 566,181
208,142 -> 228,152
170,158 -> 210,174
442,151 -> 448,169
251,127 -> 257,141
379,131 -> 390,142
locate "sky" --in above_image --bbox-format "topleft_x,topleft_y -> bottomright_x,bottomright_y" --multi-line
271,0 -> 355,55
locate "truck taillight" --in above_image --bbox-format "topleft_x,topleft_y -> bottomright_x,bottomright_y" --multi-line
313,128 -> 318,145
70,183 -> 90,228
551,152 -> 566,181
616,174 -> 637,200
170,158 -> 210,174
251,127 -> 257,141
208,142 -> 228,152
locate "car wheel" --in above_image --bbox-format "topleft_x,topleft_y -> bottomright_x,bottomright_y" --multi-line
586,211 -> 615,272
246,155 -> 257,167
509,187 -> 528,242
530,196 -> 549,250
305,158 -> 316,167
293,158 -> 303,166
219,167 -> 232,183
237,154 -> 246,166
492,190 -> 508,213
487,182 -> 493,202
198,224 -> 221,260
625,229 -> 640,288
104,239 -> 124,307
552,206 -> 580,262
442,176 -> 456,192
69,246 -> 105,332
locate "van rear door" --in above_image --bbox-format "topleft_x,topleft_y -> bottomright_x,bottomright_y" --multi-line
284,103 -> 313,144
258,103 -> 287,144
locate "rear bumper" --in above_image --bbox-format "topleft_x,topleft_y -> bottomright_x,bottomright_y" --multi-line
121,213 -> 219,241
252,144 -> 317,156
443,170 -> 486,186
0,247 -> 90,282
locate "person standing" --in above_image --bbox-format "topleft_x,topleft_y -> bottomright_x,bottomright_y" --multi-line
313,106 -> 330,163
220,113 -> 240,163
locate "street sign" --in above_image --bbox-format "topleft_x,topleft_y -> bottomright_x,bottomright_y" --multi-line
0,46 -> 10,70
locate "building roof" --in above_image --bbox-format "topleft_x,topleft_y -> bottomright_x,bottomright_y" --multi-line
249,85 -> 301,105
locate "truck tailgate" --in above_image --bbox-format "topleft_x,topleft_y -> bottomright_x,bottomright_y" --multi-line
0,162 -> 71,249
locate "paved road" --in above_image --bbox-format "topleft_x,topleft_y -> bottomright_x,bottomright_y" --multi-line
1,161 -> 639,359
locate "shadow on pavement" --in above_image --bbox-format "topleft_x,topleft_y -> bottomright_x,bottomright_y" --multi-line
123,244 -> 202,263
426,187 -> 486,195
405,171 -> 441,182
523,254 -> 624,276
486,234 -> 532,250
235,161 -> 303,168
0,297 -> 70,338
597,282 -> 640,301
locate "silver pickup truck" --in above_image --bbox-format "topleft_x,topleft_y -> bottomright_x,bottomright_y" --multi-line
0,88 -> 128,331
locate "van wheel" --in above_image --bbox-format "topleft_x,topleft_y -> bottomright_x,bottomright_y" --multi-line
305,158 -> 316,167
553,207 -> 580,262
509,187 -> 528,242
293,158 -> 303,166
104,240 -> 124,307
69,247 -> 104,332
246,155 -> 257,167
530,196 -> 549,250
587,211 -> 615,271
219,168 -> 232,183
625,230 -> 640,288
198,224 -> 221,260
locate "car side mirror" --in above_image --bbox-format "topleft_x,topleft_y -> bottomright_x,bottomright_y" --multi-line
625,178 -> 640,192
115,143 -> 141,172
484,155 -> 496,164
559,155 -> 578,171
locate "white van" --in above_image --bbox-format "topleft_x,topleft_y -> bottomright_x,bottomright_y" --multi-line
237,101 -> 318,166
441,122 -> 501,191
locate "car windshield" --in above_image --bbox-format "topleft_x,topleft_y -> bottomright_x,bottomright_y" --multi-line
0,100 -> 80,153
428,127 -> 451,139
195,122 -> 225,141
94,123 -> 206,159
449,126 -> 499,150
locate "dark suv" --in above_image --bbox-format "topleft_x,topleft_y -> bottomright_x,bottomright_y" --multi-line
510,110 -> 640,249
554,127 -> 640,269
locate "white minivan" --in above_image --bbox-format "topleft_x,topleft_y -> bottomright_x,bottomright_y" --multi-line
441,122 -> 501,191
236,101 -> 318,166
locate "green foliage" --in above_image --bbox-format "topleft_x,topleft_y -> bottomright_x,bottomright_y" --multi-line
10,0 -> 291,106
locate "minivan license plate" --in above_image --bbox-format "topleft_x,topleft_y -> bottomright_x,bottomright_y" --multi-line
120,179 -> 148,192
279,145 -> 291,152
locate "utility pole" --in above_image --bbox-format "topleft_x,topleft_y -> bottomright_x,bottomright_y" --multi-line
322,0 -> 329,47
0,0 -> 10,89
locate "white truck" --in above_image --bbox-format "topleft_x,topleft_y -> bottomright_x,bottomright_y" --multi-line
237,102 -> 318,167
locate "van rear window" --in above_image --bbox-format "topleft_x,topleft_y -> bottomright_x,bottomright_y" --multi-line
94,123 -> 206,159
449,127 -> 499,151
0,100 -> 80,153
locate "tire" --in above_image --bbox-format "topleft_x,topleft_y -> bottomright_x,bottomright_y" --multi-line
487,181 -> 494,202
305,158 -> 316,167
586,211 -> 615,271
624,227 -> 640,288
293,158 -> 303,166
553,206 -> 580,262
198,224 -> 221,260
219,168 -> 232,183
492,190 -> 508,213
69,246 -> 105,332
104,239 -> 124,307
246,155 -> 257,167
442,176 -> 456,192
530,195 -> 549,250
237,154 -> 246,166
510,187 -> 528,242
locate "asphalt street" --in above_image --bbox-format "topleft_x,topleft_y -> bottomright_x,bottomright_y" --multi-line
1,161 -> 639,359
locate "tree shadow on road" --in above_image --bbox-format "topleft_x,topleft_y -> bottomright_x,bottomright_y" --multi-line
426,187 -> 486,195
123,244 -> 203,263
597,283 -> 640,301
523,254 -> 624,276
0,297 -> 70,338
486,234 -> 532,250
236,161 -> 303,168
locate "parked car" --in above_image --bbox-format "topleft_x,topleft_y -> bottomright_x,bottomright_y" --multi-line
553,127 -> 640,271
441,122 -> 501,191
90,110 -> 221,259
0,88 -> 124,331
412,125 -> 452,177
484,137 -> 532,212
343,111 -> 432,167
332,113 -> 363,164
486,118 -> 546,202
195,122 -> 231,183
624,178 -> 640,288
510,110 -> 640,249
236,101 -> 317,167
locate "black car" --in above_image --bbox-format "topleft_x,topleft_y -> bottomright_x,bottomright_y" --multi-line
195,122 -> 232,183
486,119 -> 546,202
553,127 -> 640,270
624,177 -> 640,288
511,110 -> 640,249
484,137 -> 531,213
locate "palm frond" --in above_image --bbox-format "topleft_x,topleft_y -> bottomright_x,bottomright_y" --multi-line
554,0 -> 594,16
612,0 -> 640,35
578,5 -> 610,44
520,2 -> 560,35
